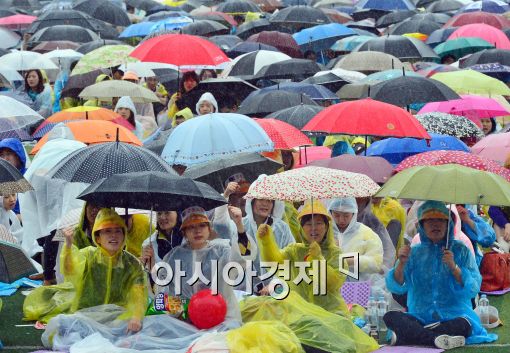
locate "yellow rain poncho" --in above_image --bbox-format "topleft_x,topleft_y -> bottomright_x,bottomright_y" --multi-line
72,203 -> 94,249
125,213 -> 152,258
372,197 -> 406,256
283,201 -> 302,242
257,200 -> 349,315
171,107 -> 193,127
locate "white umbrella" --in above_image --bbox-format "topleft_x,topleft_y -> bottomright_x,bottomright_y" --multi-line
42,49 -> 83,62
0,67 -> 24,84
0,96 -> 43,128
0,51 -> 58,71
314,68 -> 367,83
119,61 -> 179,78
0,27 -> 20,50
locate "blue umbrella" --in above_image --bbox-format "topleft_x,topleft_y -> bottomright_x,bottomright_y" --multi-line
119,22 -> 157,38
331,35 -> 372,52
148,16 -> 194,34
360,69 -> 421,82
247,82 -> 338,100
426,27 -> 458,48
356,0 -> 415,10
293,23 -> 356,52
468,63 -> 510,82
458,0 -> 510,14
161,113 -> 274,166
367,133 -> 469,165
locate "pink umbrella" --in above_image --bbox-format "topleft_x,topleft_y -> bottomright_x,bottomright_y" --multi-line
294,146 -> 331,168
471,132 -> 510,164
0,14 -> 36,30
448,24 -> 510,49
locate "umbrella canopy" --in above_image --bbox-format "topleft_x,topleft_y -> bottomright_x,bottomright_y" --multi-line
434,37 -> 494,60
415,112 -> 484,138
209,34 -> 243,50
197,77 -> 258,103
366,76 -> 460,106
360,69 -> 421,82
244,166 -> 380,201
130,33 -> 230,68
459,0 -> 510,14
302,98 -> 431,139
0,27 -> 20,49
0,158 -> 33,194
192,12 -> 238,27
333,51 -> 406,73
183,152 -> 283,192
302,68 -> 366,92
161,113 -> 274,166
414,62 -> 459,77
79,80 -> 159,103
357,0 -> 414,11
76,39 -> 124,54
467,62 -> 510,81
330,35 -> 373,52
0,51 -> 58,71
253,0 -> 283,12
252,59 -> 322,81
226,41 -> 280,58
223,50 -> 291,78
308,154 -> 394,184
376,10 -> 417,27
73,0 -> 131,26
409,13 -> 452,24
267,104 -> 324,129
0,0 -> 40,10
337,82 -> 373,100
48,142 -> 176,184
216,0 -> 261,14
389,19 -> 441,35
60,68 -> 110,98
431,69 -> 510,95
0,95 -> 43,128
246,31 -> 303,58
77,171 -> 227,211
395,150 -> 510,182
235,18 -> 274,40
426,27 -> 458,47
71,45 -> 136,75
459,48 -> 510,67
292,23 -> 356,52
238,90 -> 317,116
427,0 -> 465,13
448,23 -> 510,49
119,21 -> 158,38
471,132 -> 510,164
269,6 -> 331,31
28,25 -> 100,45
0,14 -> 35,29
444,11 -> 510,29
354,35 -> 439,62
254,118 -> 312,149
255,82 -> 337,100
181,19 -> 229,36
376,164 -> 510,206
418,95 -> 510,121
367,133 -> 469,165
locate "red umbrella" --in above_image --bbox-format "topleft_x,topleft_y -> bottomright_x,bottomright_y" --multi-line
443,12 -> 510,30
129,34 -> 230,67
395,150 -> 510,182
0,14 -> 36,29
448,23 -> 510,49
302,98 -> 431,139
255,118 -> 312,149
247,31 -> 303,58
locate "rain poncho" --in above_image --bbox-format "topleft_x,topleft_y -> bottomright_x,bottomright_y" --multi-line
257,200 -> 349,315
386,201 -> 498,345
0,138 -> 28,215
372,197 -> 406,256
460,209 -> 496,266
114,96 -> 144,139
0,196 -> 23,243
125,213 -> 151,258
72,203 -> 94,249
27,84 -> 53,118
329,198 -> 384,284
171,107 -> 193,127
141,227 -> 184,263
283,201 -> 302,242
195,92 -> 218,115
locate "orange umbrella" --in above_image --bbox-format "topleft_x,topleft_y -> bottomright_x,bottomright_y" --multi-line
30,120 -> 141,155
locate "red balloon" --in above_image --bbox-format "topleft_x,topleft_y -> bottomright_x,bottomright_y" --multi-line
188,289 -> 227,329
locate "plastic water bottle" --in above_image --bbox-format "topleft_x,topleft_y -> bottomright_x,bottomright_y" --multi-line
377,294 -> 388,343
366,295 -> 379,332
479,294 -> 490,326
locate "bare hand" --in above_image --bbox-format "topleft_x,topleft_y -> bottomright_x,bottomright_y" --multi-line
456,205 -> 470,223
504,223 -> 510,242
126,318 -> 142,334
224,182 -> 239,199
398,245 -> 411,265
228,205 -> 243,224
63,227 -> 74,248
140,245 -> 154,270
307,241 -> 321,260
442,248 -> 456,271
257,223 -> 271,238
257,285 -> 271,296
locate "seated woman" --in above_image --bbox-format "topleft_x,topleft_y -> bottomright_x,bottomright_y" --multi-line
72,202 -> 101,249
195,92 -> 218,115
141,210 -> 183,267
384,201 -> 497,349
24,69 -> 53,118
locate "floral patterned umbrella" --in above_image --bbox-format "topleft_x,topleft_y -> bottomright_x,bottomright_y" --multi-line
71,45 -> 137,75
395,150 -> 510,182
244,166 -> 380,201
415,112 -> 484,139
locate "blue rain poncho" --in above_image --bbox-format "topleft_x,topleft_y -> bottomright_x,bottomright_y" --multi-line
386,201 -> 498,345
461,209 -> 496,267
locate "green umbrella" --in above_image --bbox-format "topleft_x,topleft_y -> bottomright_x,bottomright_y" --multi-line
71,45 -> 138,75
78,80 -> 159,103
434,38 -> 494,60
431,69 -> 510,96
375,164 -> 510,206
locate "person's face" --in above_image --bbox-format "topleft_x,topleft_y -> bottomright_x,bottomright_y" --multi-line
157,211 -> 177,231
281,150 -> 294,171
480,118 -> 493,135
96,226 -> 124,255
355,197 -> 369,212
0,148 -> 21,169
422,218 -> 448,244
201,70 -> 214,80
2,194 -> 16,211
26,71 -> 39,89
228,192 -> 247,216
184,222 -> 210,249
302,216 -> 327,243
331,211 -> 353,232
175,116 -> 186,125
85,204 -> 101,226
146,77 -> 158,90
113,71 -> 123,80
252,199 -> 273,219
172,164 -> 186,175
117,107 -> 131,120
183,78 -> 197,92
198,101 -> 214,115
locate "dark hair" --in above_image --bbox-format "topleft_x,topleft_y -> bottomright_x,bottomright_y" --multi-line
300,214 -> 329,229
24,69 -> 44,93
179,71 -> 200,93
199,69 -> 217,81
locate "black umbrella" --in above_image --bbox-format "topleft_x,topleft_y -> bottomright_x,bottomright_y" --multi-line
216,0 -> 261,13
459,49 -> 510,68
226,50 -> 290,78
197,77 -> 258,103
345,20 -> 381,36
389,19 -> 441,36
426,0 -> 464,13
355,35 -> 439,62
376,10 -> 417,28
183,152 -> 282,193
192,13 -> 236,28
0,9 -> 17,18
270,6 -> 331,32
0,0 -> 40,11
73,0 -> 131,26
76,39 -> 124,54
48,142 -> 176,184
77,171 -> 227,211
425,27 -> 458,48
351,8 -> 390,22
365,75 -> 460,106
252,58 -> 321,81
144,10 -> 186,22
416,0 -> 436,7
28,25 -> 100,45
126,0 -> 160,11
0,158 -> 33,194
144,123 -> 173,156
208,34 -> 243,52
227,41 -> 279,58
182,20 -> 229,36
266,104 -> 324,129
236,18 -> 274,40
152,68 -> 179,93
238,90 -> 317,116
61,68 -> 110,98
409,12 -> 451,25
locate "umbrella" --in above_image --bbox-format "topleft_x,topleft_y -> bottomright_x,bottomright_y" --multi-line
426,27 -> 458,48
0,158 -> 33,194
448,23 -> 510,49
143,124 -> 174,156
468,62 -> 510,81
181,19 -> 229,36
130,33 -> 230,68
389,19 -> 441,35
0,241 -> 38,283
244,166 -> 380,201
0,0 -> 40,10
161,113 -> 274,166
308,154 -> 394,184
119,21 -> 158,38
367,133 -> 469,165
471,132 -> 510,164
79,80 -> 159,103
376,10 -> 417,27
223,50 -> 291,78
375,164 -> 510,206
313,0 -> 353,8
354,35 -> 439,62
0,95 -> 43,129
459,48 -> 510,67
0,27 -> 20,49
444,11 -> 510,29
302,98 -> 431,139
235,18 -> 274,40
28,25 -> 100,46
302,68 -> 366,92
357,0 -> 414,11
269,6 -> 331,31
0,9 -> 17,17
216,0 -> 261,14
330,35 -> 372,52
292,23 -> 356,52
254,82 -> 337,100
427,0 -> 465,13
337,82 -> 374,100
459,0 -> 510,14
414,62 -> 459,77
365,76 -> 460,106
77,171 -> 227,211
0,14 -> 35,29
415,112 -> 484,138
418,95 -> 510,121
333,51 -> 406,73
76,39 -> 125,54
252,59 -> 321,81
246,31 -> 303,58
0,90 -> 34,108
126,0 -> 160,11
148,16 -> 195,35
31,41 -> 80,53
227,42 -> 280,58
73,0 -> 131,26
197,77 -> 258,103
192,12 -> 238,27
254,118 -> 312,149
60,68 -> 110,99
253,0 -> 283,12
294,145 -> 332,167
431,69 -> 510,95
409,12 -> 451,24
350,9 -> 389,22
71,45 -> 136,75
395,150 -> 510,182
434,37 -> 494,60
48,142 -> 176,184
238,91 -> 317,116
0,51 -> 58,71
183,152 -> 283,192
209,35 -> 243,52
360,69 -> 421,82
267,104 -> 324,130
